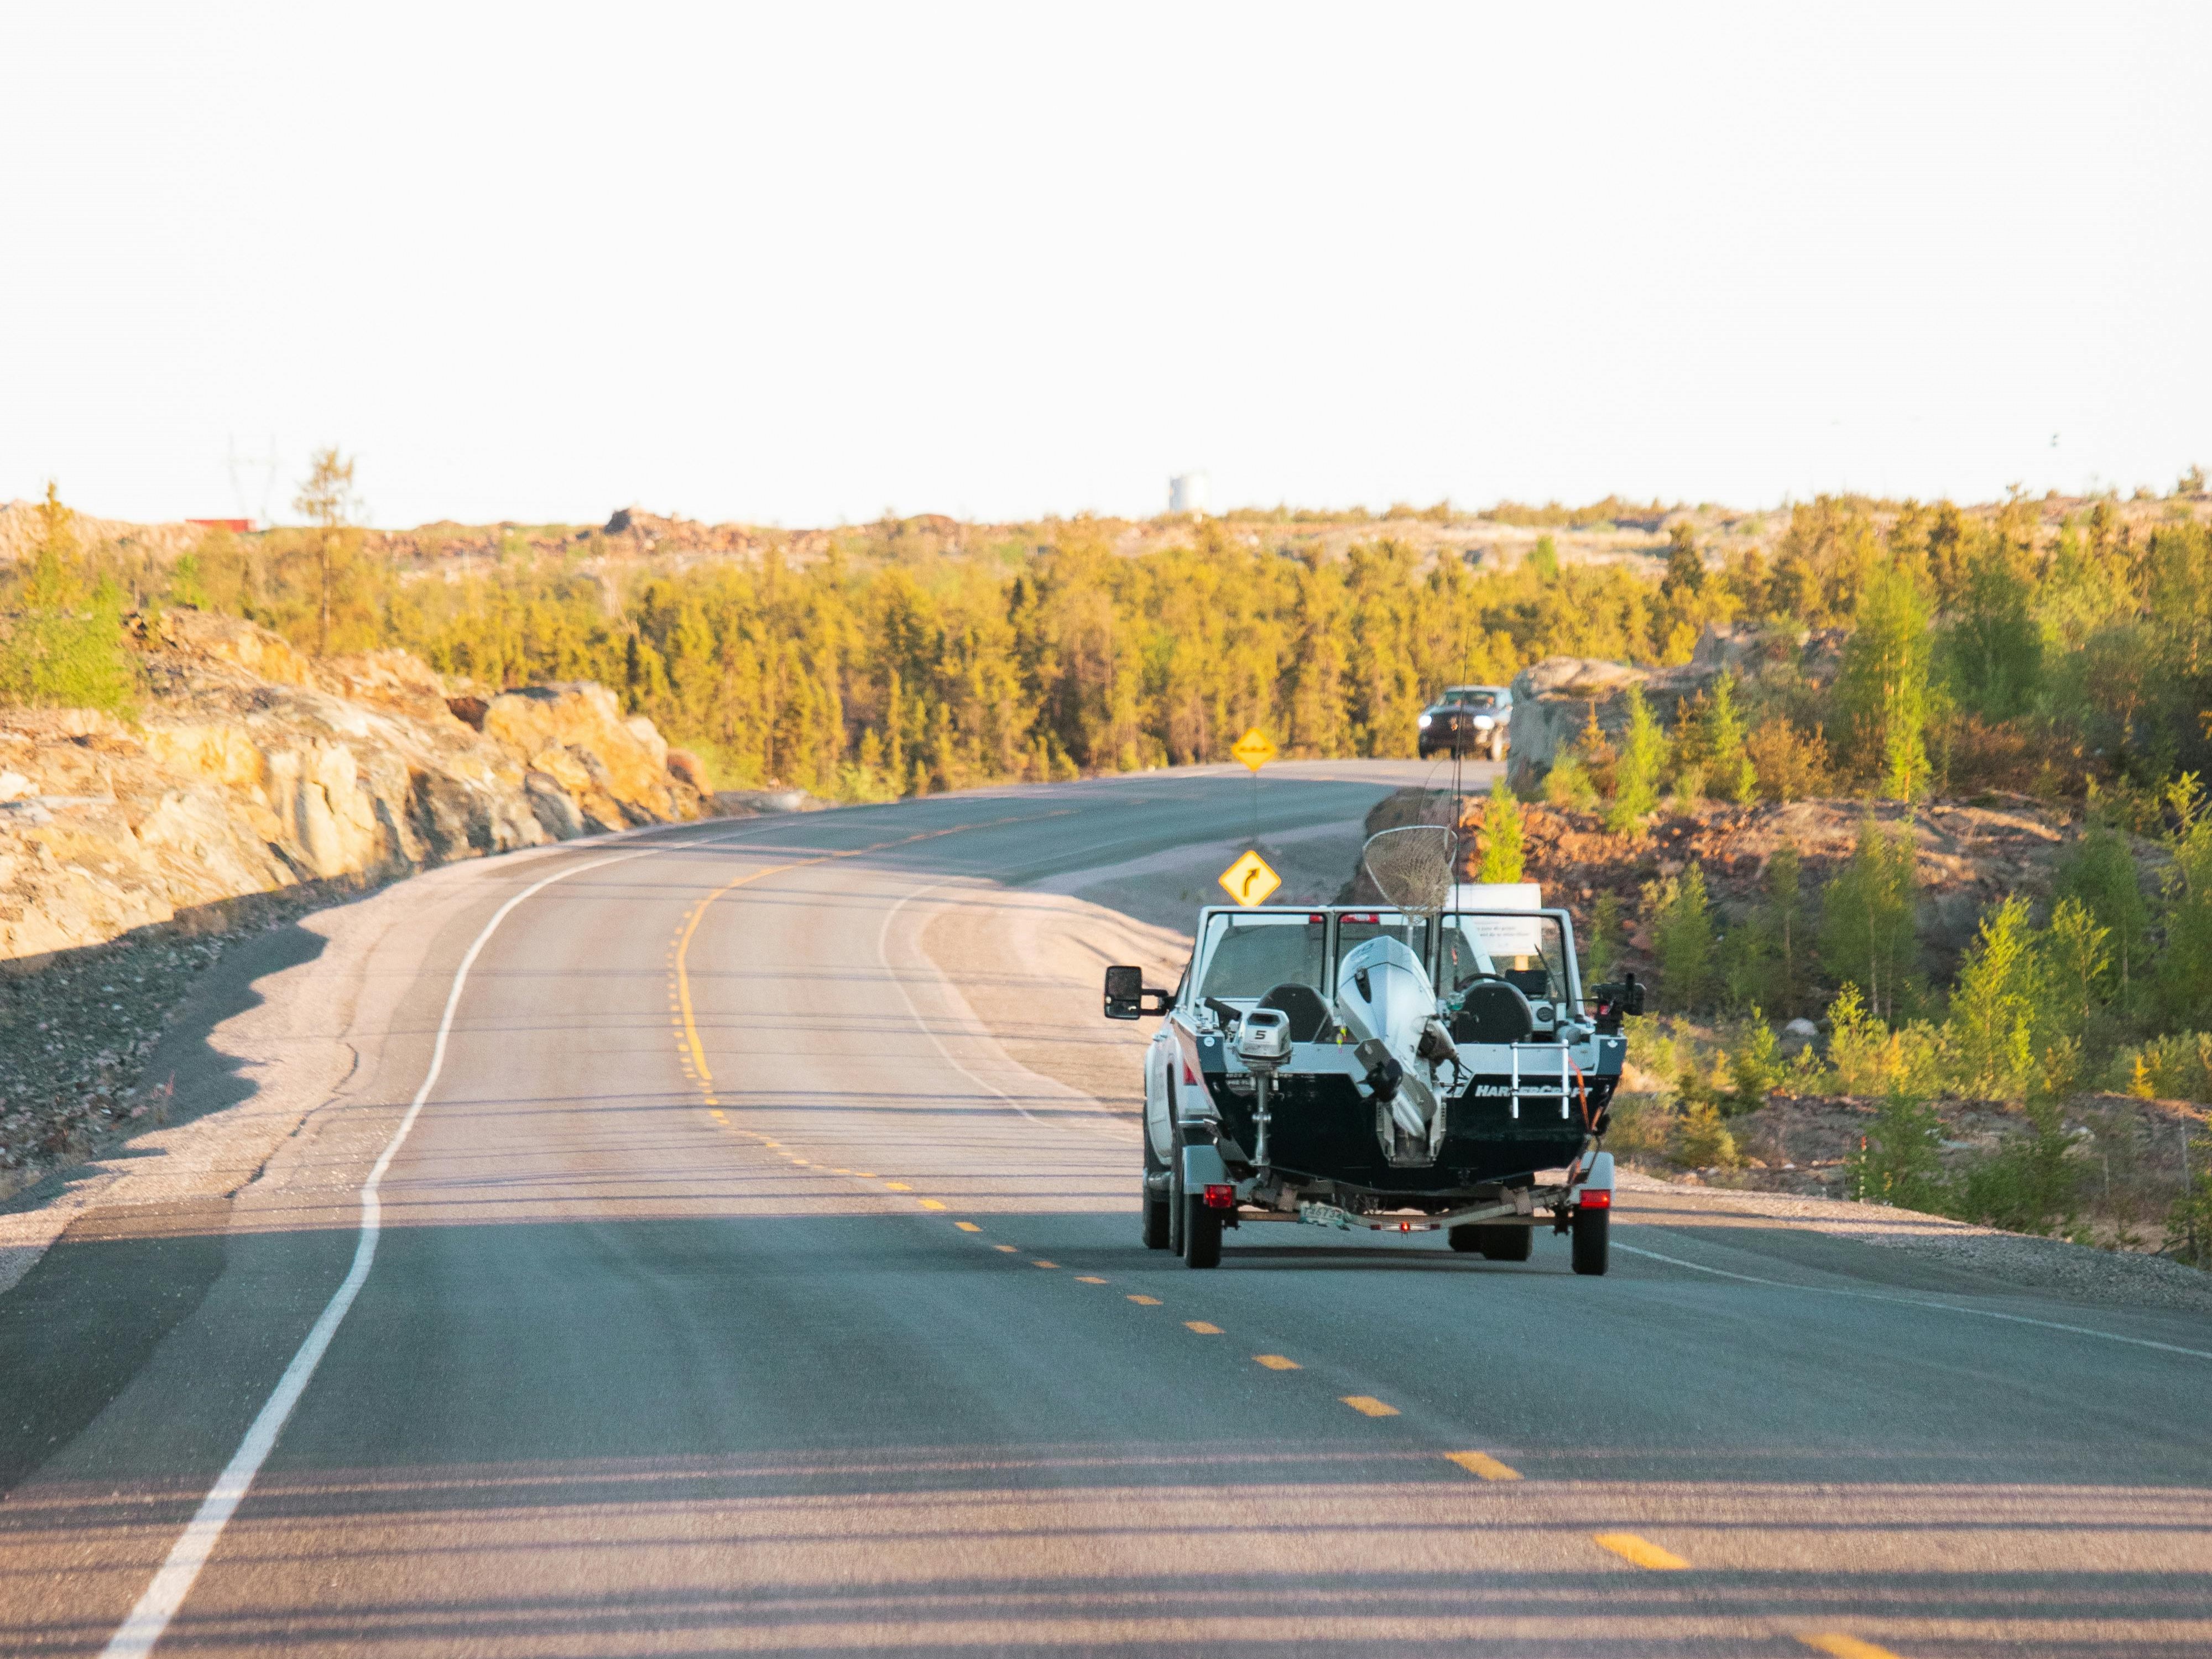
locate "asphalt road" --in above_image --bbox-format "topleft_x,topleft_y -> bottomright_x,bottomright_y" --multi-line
3,763 -> 2210,1657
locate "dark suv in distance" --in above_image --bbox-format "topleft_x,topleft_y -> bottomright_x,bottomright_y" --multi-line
1417,684 -> 1512,760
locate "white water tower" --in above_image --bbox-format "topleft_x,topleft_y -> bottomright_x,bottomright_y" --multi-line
1168,472 -> 1211,515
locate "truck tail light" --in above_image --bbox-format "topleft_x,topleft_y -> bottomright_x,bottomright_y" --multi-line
1579,1189 -> 1612,1210
1203,1184 -> 1235,1209
1182,1059 -> 1198,1085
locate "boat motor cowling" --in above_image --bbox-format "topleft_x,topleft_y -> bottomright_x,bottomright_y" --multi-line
1235,1008 -> 1293,1073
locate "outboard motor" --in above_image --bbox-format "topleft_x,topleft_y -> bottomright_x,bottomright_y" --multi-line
1333,936 -> 1455,1162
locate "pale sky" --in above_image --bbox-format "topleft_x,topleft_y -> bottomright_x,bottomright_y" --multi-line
4,2 -> 2208,529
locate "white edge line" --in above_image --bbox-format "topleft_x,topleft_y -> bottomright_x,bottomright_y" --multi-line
877,878 -> 1125,1140
101,823 -> 785,1658
1613,1241 -> 2212,1362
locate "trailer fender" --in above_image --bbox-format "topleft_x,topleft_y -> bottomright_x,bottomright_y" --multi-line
1180,1142 -> 1232,1192
1571,1150 -> 1615,1204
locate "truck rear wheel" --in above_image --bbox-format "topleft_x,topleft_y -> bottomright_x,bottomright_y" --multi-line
1571,1207 -> 1610,1276
1142,1178 -> 1171,1249
1447,1224 -> 1530,1260
1479,1225 -> 1532,1262
1182,1196 -> 1222,1269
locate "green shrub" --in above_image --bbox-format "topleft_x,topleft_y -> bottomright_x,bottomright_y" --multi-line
1673,1098 -> 1741,1168
1745,717 -> 1830,802
1603,1091 -> 1673,1160
2117,1032 -> 2212,1102
1824,983 -> 1948,1098
1544,753 -> 1599,810
1728,1011 -> 1787,1110
1948,1101 -> 2080,1237
1846,1086 -> 1945,1211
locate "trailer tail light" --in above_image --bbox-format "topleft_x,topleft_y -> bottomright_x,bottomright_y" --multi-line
1203,1185 -> 1235,1209
1578,1189 -> 1612,1209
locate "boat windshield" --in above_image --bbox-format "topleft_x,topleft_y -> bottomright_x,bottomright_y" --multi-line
1438,911 -> 1574,1004
1194,911 -> 1329,1001
1333,911 -> 1430,984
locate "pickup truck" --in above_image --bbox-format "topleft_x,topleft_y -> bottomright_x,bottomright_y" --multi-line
1105,899 -> 1639,1272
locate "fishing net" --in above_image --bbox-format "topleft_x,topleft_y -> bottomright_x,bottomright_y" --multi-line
1360,825 -> 1456,919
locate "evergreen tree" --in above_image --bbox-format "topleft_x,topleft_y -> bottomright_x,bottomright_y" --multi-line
1649,864 -> 1718,1010
1702,670 -> 1756,804
1833,560 -> 1933,798
0,483 -> 137,714
2053,820 -> 2150,1008
1819,818 -> 1918,1020
1478,778 -> 1524,883
1605,686 -> 1666,833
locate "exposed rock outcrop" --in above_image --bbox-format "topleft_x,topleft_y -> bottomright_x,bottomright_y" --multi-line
0,610 -> 704,967
1506,623 -> 1846,789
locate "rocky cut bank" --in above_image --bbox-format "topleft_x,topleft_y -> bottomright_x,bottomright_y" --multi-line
0,607 -> 708,966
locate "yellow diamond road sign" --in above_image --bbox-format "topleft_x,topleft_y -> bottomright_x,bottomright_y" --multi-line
1219,849 -> 1281,907
1231,727 -> 1277,772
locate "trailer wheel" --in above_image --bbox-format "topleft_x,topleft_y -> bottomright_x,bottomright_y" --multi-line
1446,1225 -> 1481,1253
1183,1195 -> 1223,1269
1571,1207 -> 1610,1276
1167,1168 -> 1186,1257
1142,1177 -> 1171,1249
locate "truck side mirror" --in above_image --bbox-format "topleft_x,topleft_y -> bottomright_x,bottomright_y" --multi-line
1103,966 -> 1171,1020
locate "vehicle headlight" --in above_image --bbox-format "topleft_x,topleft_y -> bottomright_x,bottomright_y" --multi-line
1473,715 -> 1494,728
1417,713 -> 1431,728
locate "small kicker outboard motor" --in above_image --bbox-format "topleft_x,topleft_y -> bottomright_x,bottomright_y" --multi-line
1235,1007 -> 1293,1165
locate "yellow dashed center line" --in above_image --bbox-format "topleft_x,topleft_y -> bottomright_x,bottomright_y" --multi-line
1031,1260 -> 1058,1269
1183,1321 -> 1223,1334
1074,1275 -> 1107,1284
1796,1638 -> 1908,1659
1444,1450 -> 1522,1481
1253,1354 -> 1300,1370
1340,1396 -> 1399,1417
954,1222 -> 982,1233
919,1199 -> 947,1211
855,1171 -> 877,1178
1593,1533 -> 1689,1571
993,1245 -> 1019,1254
883,1182 -> 912,1192
1127,1295 -> 1162,1306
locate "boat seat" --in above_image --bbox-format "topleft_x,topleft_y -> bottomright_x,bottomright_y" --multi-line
1256,982 -> 1333,1044
1451,979 -> 1535,1045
